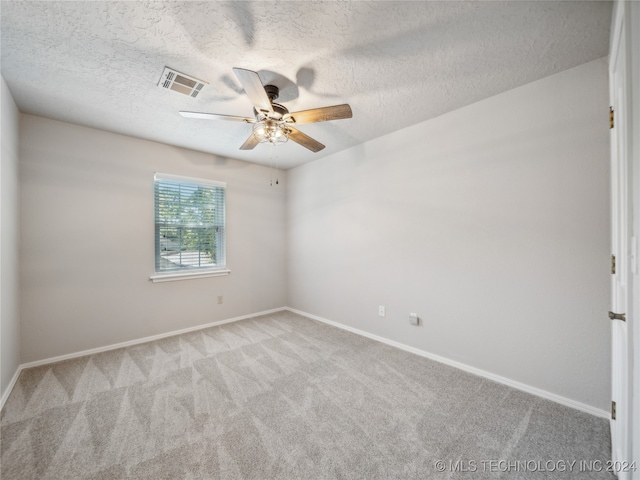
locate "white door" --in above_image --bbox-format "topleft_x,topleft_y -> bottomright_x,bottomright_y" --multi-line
609,6 -> 630,474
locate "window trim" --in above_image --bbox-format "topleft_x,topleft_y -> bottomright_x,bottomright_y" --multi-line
154,172 -> 226,189
149,268 -> 230,283
151,172 -> 229,282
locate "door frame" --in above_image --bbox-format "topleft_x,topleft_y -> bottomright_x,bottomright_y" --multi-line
609,1 -> 639,477
609,1 -> 630,468
628,3 -> 640,477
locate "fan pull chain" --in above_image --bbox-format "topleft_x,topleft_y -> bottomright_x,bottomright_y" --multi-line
269,145 -> 274,186
269,144 -> 279,186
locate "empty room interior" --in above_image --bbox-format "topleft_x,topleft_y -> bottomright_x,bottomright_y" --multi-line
1,1 -> 639,479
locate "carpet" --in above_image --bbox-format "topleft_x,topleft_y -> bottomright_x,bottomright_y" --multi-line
1,310 -> 614,479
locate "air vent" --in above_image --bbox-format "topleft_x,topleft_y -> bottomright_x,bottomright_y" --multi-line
158,67 -> 207,98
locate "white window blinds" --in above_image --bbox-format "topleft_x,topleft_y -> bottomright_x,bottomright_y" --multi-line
154,173 -> 226,273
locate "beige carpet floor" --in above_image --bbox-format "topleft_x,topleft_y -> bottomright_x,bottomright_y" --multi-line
1,310 -> 614,479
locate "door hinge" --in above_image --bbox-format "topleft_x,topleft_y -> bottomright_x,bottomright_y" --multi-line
610,106 -> 615,129
611,254 -> 616,274
612,401 -> 616,420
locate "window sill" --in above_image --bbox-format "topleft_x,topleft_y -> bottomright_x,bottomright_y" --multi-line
150,269 -> 231,283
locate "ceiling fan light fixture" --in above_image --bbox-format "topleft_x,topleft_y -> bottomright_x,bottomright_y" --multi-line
180,68 -> 351,152
252,119 -> 289,145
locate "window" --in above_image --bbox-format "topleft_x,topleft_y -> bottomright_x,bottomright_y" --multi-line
151,173 -> 228,282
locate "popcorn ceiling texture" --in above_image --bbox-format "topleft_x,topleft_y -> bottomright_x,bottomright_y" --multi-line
0,1 -> 611,169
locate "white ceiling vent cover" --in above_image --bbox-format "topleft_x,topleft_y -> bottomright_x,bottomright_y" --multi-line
158,67 -> 207,98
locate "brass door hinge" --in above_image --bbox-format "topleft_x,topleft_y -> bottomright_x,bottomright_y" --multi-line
612,401 -> 616,420
610,107 -> 615,129
611,254 -> 616,274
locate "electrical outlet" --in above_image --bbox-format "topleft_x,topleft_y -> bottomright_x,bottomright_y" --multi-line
409,313 -> 419,326
378,305 -> 385,317
217,296 -> 223,304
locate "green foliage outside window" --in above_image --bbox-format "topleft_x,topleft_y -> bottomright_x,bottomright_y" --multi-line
155,177 -> 225,271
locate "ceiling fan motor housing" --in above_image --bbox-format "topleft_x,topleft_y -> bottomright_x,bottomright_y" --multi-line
263,84 -> 279,101
254,102 -> 289,121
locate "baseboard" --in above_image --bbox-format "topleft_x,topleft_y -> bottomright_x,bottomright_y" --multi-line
285,307 -> 610,419
21,307 -> 287,370
3,306 -> 610,420
0,366 -> 23,411
1,307 -> 286,410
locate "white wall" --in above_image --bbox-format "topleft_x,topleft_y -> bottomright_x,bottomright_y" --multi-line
287,58 -> 611,410
1,77 -> 21,397
19,115 -> 287,362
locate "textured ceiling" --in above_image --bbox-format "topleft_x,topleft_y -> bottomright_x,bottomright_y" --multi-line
1,1 -> 611,169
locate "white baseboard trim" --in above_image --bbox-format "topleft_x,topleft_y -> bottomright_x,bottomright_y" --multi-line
21,307 -> 287,370
1,307 -> 286,410
1,367 -> 23,411
3,306 -> 609,420
285,307 -> 610,419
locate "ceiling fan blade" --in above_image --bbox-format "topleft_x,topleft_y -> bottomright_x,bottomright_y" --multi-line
180,111 -> 255,123
286,104 -> 352,125
239,133 -> 260,150
232,68 -> 274,115
288,127 -> 325,152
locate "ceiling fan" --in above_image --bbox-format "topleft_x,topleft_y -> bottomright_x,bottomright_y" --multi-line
179,68 -> 352,153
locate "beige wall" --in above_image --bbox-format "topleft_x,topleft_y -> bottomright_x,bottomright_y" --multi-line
287,59 -> 611,410
1,77 -> 21,397
19,115 -> 287,362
